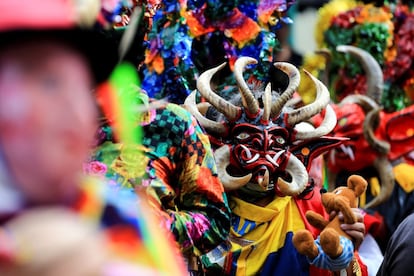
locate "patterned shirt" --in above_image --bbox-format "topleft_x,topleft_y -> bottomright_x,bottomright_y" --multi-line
92,103 -> 231,256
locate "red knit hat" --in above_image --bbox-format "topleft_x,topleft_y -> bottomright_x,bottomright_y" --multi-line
0,0 -> 119,84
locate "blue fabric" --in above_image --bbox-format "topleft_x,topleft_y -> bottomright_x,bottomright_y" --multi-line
260,232 -> 310,276
309,235 -> 354,271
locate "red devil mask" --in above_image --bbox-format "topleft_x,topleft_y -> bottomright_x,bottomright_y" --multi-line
185,57 -> 344,197
313,45 -> 414,208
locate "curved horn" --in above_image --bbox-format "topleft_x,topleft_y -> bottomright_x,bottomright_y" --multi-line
197,63 -> 241,121
363,107 -> 391,155
234,57 -> 260,116
340,94 -> 379,112
286,70 -> 330,126
184,91 -> 227,134
196,102 -> 211,114
315,48 -> 332,86
262,83 -> 272,122
277,153 -> 309,196
326,169 -> 338,192
364,156 -> 395,209
336,45 -> 383,104
285,96 -> 302,109
214,145 -> 252,191
270,62 -> 301,119
295,104 -> 337,140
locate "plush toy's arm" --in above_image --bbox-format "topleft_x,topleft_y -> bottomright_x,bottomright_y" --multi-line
309,239 -> 368,276
306,210 -> 329,230
334,197 -> 357,224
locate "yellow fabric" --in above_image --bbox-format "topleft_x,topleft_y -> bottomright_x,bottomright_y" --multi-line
360,189 -> 366,207
228,196 -> 305,275
369,177 -> 381,196
394,163 -> 414,193
359,163 -> 414,207
360,177 -> 380,207
77,176 -> 105,223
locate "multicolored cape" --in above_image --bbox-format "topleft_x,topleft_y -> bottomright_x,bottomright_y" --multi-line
92,102 -> 232,257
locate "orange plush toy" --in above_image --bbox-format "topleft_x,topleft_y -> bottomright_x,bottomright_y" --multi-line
293,175 -> 368,271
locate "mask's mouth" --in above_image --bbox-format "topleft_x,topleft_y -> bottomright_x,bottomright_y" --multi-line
215,145 -> 308,196
329,144 -> 356,165
237,173 -> 293,202
252,166 -> 271,190
229,163 -> 293,196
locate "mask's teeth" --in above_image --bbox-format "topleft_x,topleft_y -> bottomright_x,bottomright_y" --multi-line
241,145 -> 252,159
246,153 -> 260,164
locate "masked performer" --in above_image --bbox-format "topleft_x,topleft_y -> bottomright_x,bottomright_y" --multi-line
184,56 -> 368,275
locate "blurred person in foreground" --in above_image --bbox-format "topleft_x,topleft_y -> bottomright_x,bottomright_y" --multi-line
0,207 -> 108,276
0,0 -> 186,275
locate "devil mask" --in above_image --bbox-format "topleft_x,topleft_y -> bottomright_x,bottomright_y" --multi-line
315,45 -> 414,208
185,57 -> 344,198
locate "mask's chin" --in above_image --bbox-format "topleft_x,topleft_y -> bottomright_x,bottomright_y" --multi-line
237,182 -> 275,203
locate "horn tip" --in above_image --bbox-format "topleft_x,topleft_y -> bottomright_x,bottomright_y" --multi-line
236,56 -> 258,66
302,69 -> 313,77
336,45 -> 350,53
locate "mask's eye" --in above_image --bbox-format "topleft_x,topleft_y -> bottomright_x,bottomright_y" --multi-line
276,136 -> 285,144
236,132 -> 250,140
338,117 -> 348,127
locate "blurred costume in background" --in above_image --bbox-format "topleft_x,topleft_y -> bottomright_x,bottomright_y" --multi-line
133,0 -> 295,103
299,0 -> 414,110
301,0 -> 414,258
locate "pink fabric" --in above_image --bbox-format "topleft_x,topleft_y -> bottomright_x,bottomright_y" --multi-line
0,0 -> 76,31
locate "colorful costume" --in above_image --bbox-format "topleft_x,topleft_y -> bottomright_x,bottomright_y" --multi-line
75,176 -> 187,275
92,102 -> 231,261
299,0 -> 414,111
204,187 -> 368,275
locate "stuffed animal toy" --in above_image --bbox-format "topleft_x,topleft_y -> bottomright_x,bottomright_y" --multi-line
292,174 -> 368,270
